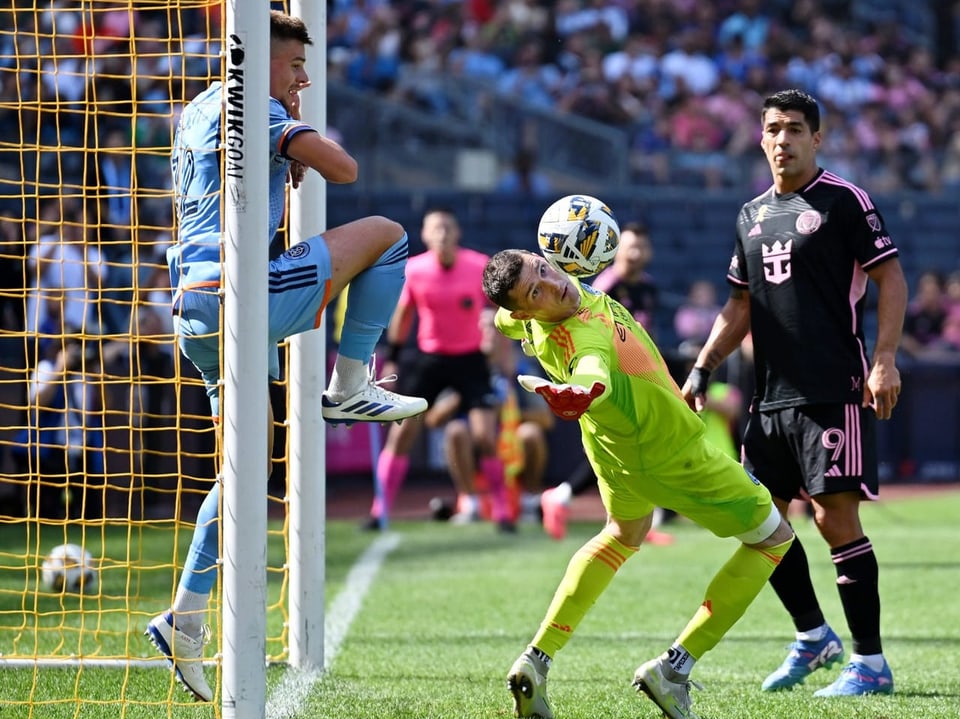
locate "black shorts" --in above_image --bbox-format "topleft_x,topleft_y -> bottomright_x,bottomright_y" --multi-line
742,403 -> 879,502
397,350 -> 498,411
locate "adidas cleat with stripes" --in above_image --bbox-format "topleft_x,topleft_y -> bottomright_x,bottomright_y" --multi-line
321,382 -> 426,424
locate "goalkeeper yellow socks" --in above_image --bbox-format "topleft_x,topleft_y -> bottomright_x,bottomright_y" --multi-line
678,537 -> 793,659
532,531 -> 637,658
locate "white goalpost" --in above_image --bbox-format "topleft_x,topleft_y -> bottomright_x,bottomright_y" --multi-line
287,0 -> 328,673
221,0 -> 270,716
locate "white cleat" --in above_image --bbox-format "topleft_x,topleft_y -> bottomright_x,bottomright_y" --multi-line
145,612 -> 213,702
507,650 -> 553,719
322,359 -> 427,424
633,656 -> 702,719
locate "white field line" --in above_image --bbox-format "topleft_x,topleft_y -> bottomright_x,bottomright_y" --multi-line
265,532 -> 401,719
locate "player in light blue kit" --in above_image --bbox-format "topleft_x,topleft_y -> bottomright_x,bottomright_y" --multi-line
146,11 -> 426,701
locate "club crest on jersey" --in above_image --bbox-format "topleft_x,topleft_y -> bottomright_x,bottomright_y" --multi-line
761,239 -> 792,284
283,242 -> 310,260
795,209 -> 822,234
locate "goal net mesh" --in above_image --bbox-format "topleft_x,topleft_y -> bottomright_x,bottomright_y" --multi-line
0,1 -> 294,712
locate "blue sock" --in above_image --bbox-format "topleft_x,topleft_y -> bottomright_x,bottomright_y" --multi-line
338,232 -> 408,361
179,483 -> 220,595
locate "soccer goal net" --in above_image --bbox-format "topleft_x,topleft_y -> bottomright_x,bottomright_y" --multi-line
0,1 -> 311,714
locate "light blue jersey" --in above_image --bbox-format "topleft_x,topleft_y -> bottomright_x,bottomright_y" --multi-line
167,82 -> 315,298
167,81 -> 323,411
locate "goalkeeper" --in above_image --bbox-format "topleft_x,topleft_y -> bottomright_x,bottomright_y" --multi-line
481,249 -> 795,719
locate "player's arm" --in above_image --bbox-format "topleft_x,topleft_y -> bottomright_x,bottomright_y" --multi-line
865,258 -> 907,420
285,130 -> 358,184
682,286 -> 751,411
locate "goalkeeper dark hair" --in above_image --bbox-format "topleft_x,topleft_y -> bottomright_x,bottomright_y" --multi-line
270,10 -> 313,46
482,249 -> 529,311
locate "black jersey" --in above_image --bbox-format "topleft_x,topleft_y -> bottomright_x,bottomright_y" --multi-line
728,168 -> 899,410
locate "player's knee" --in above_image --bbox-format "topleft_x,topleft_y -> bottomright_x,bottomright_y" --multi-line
366,215 -> 405,248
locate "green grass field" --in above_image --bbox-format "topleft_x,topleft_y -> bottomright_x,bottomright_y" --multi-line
1,490 -> 958,718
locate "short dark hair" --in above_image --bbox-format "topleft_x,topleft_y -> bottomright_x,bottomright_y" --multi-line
762,89 -> 820,132
270,10 -> 313,46
620,221 -> 649,236
423,206 -> 458,222
482,250 -> 528,310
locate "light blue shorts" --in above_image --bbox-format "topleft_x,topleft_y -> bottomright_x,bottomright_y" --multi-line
173,236 -> 332,416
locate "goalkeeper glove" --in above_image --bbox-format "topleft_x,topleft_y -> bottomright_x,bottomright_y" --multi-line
517,374 -> 605,420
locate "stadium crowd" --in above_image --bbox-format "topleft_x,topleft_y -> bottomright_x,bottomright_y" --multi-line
2,1 -> 959,203
327,0 -> 960,191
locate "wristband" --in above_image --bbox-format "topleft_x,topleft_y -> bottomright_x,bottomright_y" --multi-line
687,366 -> 711,396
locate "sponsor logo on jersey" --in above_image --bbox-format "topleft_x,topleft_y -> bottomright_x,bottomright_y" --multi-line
761,239 -> 792,284
795,209 -> 822,234
748,223 -> 762,237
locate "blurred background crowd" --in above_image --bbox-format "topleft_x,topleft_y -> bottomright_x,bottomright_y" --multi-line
326,0 -> 960,192
1,0 -> 959,203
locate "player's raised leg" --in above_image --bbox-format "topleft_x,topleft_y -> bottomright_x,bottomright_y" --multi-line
319,217 -> 426,423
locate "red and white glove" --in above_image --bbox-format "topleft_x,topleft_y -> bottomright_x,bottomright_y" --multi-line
517,375 -> 605,420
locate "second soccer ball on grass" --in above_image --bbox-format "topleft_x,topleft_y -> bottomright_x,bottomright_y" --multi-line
537,194 -> 620,277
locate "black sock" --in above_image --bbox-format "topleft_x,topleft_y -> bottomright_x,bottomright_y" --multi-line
832,536 -> 882,655
768,533 -> 826,632
567,461 -> 597,497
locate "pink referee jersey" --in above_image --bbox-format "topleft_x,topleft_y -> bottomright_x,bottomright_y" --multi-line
400,247 -> 490,355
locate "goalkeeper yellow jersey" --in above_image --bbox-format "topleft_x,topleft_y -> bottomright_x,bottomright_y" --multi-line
495,280 -> 706,474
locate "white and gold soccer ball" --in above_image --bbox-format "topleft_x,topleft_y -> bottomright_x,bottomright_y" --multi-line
537,194 -> 620,277
41,543 -> 98,593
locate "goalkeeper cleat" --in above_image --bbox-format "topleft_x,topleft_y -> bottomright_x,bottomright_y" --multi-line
322,361 -> 426,424
146,612 -> 213,702
507,650 -> 553,719
813,659 -> 894,696
540,487 -> 570,541
633,657 -> 702,719
761,626 -> 844,691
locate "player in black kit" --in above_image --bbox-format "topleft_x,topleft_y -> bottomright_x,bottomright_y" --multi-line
681,89 -> 908,697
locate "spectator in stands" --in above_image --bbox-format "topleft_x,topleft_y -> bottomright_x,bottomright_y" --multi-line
25,198 -> 107,336
901,270 -> 952,359
11,301 -> 124,521
674,279 -> 722,354
93,127 -> 139,335
496,38 -> 563,110
371,207 -> 513,532
591,222 -> 658,336
495,147 -> 552,197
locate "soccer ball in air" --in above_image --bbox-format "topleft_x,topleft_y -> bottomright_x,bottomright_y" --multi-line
41,544 -> 98,593
537,194 -> 620,277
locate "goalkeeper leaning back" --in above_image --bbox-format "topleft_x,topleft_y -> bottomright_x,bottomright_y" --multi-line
481,248 -> 795,719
